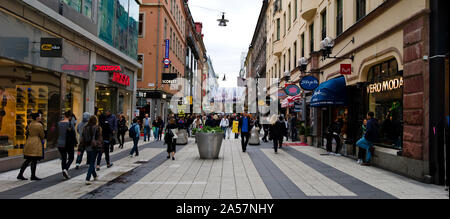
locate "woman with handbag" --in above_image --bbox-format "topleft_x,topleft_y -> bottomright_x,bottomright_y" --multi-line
57,111 -> 77,180
17,113 -> 45,181
164,118 -> 178,160
79,115 -> 102,185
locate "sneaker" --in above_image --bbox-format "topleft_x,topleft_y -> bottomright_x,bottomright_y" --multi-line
172,157 -> 175,160
129,155 -> 133,158
62,170 -> 70,179
107,163 -> 113,168
357,159 -> 362,164
328,152 -> 335,155
75,164 -> 80,170
335,153 -> 342,157
85,180 -> 92,185
96,166 -> 100,171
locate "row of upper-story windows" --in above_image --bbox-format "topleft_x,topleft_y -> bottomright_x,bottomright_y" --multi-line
165,0 -> 185,36
268,0 -> 368,63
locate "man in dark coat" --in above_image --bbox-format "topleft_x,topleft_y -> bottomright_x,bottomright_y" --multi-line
238,113 -> 254,152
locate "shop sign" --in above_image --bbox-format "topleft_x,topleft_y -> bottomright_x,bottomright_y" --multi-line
162,73 -> 177,84
340,64 -> 352,75
111,72 -> 130,86
164,39 -> 171,68
93,65 -> 122,72
40,38 -> 62,57
285,84 -> 301,96
367,77 -> 403,94
299,76 -> 319,91
61,64 -> 89,72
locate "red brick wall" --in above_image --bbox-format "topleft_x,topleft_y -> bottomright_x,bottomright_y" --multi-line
402,15 -> 430,160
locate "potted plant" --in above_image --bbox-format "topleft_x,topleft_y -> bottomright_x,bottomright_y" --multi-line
305,126 -> 312,146
192,126 -> 224,159
299,124 -> 306,143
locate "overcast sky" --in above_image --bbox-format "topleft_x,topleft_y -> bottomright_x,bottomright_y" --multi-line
188,0 -> 263,87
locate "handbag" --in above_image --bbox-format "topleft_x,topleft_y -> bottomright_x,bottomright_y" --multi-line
65,123 -> 77,149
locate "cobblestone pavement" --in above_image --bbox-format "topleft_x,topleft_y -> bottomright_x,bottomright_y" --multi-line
0,137 -> 447,199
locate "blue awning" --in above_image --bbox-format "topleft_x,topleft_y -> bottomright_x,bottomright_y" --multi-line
310,76 -> 348,107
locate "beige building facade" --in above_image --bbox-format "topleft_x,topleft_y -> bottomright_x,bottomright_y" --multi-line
265,0 -> 449,184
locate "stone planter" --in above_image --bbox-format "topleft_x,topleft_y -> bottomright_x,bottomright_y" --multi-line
195,133 -> 223,159
307,136 -> 313,146
300,135 -> 306,143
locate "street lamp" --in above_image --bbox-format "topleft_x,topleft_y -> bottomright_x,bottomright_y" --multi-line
217,12 -> 229,27
284,70 -> 291,81
320,37 -> 334,59
298,57 -> 308,72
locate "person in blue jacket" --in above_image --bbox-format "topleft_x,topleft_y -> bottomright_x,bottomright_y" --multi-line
129,118 -> 141,157
357,112 -> 378,166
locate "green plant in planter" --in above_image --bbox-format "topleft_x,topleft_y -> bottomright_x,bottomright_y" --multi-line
192,126 -> 223,135
299,125 -> 306,136
305,126 -> 312,137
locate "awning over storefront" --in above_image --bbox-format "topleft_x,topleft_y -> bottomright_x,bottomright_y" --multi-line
310,76 -> 347,107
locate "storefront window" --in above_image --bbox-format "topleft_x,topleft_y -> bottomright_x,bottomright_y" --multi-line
65,76 -> 85,124
119,91 -> 131,124
367,58 -> 403,149
95,86 -> 115,116
0,65 -> 61,158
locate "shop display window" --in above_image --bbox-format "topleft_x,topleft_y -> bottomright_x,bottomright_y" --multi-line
65,76 -> 85,124
0,66 -> 61,158
96,86 -> 115,116
367,58 -> 403,149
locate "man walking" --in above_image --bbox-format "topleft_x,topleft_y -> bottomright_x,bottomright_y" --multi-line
326,117 -> 344,156
143,114 -> 151,142
239,113 -> 253,153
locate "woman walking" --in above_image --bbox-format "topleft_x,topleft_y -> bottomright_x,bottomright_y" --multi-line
17,113 -> 45,181
75,112 -> 91,169
57,111 -> 77,179
158,117 -> 164,141
269,115 -> 287,154
220,115 -> 229,139
129,118 -> 141,157
79,115 -> 102,185
117,114 -> 127,149
165,118 -> 178,160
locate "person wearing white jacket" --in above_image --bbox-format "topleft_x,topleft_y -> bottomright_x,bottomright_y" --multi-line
220,116 -> 230,139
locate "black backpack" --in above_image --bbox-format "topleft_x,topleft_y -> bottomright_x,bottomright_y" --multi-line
164,128 -> 174,143
129,124 -> 137,138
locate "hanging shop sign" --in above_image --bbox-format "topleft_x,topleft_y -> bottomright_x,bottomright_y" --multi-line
340,64 -> 352,75
299,76 -> 319,91
163,39 -> 171,68
40,38 -> 62,57
111,72 -> 130,86
162,73 -> 178,84
93,65 -> 122,72
367,77 -> 403,94
285,84 -> 301,96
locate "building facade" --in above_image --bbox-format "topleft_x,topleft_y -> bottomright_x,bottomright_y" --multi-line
0,0 -> 141,172
137,0 -> 187,121
265,0 -> 448,184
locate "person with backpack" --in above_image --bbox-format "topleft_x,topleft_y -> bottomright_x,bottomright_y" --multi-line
75,112 -> 91,169
96,113 -> 113,171
357,112 -> 379,166
78,115 -> 102,185
129,118 -> 141,157
57,111 -> 77,179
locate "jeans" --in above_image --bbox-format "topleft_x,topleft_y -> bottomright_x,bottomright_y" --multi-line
130,137 -> 139,156
241,132 -> 250,152
153,127 -> 159,141
144,126 -> 151,141
76,149 -> 86,166
273,137 -> 283,153
221,127 -> 227,139
357,137 -> 373,162
86,150 -> 97,181
96,141 -> 111,166
326,133 -> 341,153
58,147 -> 74,171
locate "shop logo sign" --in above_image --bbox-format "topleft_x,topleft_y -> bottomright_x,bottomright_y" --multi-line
40,38 -> 62,57
285,84 -> 301,96
111,72 -> 130,86
367,77 -> 403,94
93,65 -> 122,72
300,76 -> 319,91
162,73 -> 177,84
340,64 -> 352,75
